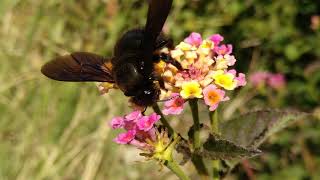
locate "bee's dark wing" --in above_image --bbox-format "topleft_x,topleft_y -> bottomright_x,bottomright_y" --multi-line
143,0 -> 173,50
41,52 -> 114,82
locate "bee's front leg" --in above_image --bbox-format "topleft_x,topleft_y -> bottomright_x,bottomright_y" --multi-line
151,74 -> 165,89
159,53 -> 183,70
154,37 -> 183,70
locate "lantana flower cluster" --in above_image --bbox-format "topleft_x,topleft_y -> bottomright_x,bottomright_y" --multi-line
249,72 -> 286,90
110,111 -> 176,160
106,33 -> 247,159
156,32 -> 246,114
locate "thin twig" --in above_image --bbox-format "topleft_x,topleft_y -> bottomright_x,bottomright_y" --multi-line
152,103 -> 174,135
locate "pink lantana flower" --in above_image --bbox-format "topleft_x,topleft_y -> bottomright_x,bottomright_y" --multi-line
203,85 -> 229,111
111,111 -> 174,155
125,110 -> 142,121
187,66 -> 204,80
123,120 -> 137,131
137,113 -> 160,131
228,69 -> 247,87
267,73 -> 286,89
112,112 -> 160,149
110,117 -> 124,129
114,130 -> 136,144
249,72 -> 270,87
129,139 -> 153,150
209,34 -> 224,45
214,44 -> 233,55
235,73 -> 247,87
311,15 -> 320,30
184,32 -> 202,47
179,66 -> 205,81
162,93 -> 185,115
134,128 -> 157,143
215,55 -> 236,70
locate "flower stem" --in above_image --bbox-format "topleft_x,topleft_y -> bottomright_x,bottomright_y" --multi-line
191,154 -> 210,180
164,160 -> 191,180
188,99 -> 200,149
189,99 -> 209,179
211,160 -> 220,180
152,103 -> 174,135
209,110 -> 220,135
209,110 -> 220,180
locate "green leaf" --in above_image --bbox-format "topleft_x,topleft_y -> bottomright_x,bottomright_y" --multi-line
197,134 -> 261,160
219,109 -> 311,148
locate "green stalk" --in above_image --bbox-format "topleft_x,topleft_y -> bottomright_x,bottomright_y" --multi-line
209,110 -> 220,180
188,99 -> 201,149
211,160 -> 220,180
210,110 -> 219,135
191,155 -> 209,180
189,99 -> 209,179
152,103 -> 174,135
164,160 -> 191,180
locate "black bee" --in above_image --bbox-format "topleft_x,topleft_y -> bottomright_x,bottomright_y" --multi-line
41,0 -> 181,107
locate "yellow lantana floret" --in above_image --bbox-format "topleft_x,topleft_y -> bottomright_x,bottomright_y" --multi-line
211,70 -> 237,90
185,51 -> 198,60
162,70 -> 174,83
154,60 -> 166,74
214,56 -> 228,70
176,41 -> 192,51
180,81 -> 203,99
197,40 -> 214,56
170,49 -> 184,60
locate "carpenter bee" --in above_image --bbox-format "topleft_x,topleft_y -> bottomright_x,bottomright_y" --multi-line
41,0 -> 181,107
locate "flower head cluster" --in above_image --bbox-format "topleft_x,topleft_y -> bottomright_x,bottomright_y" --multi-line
111,111 -> 159,148
157,32 -> 246,114
249,72 -> 286,90
111,111 -> 176,160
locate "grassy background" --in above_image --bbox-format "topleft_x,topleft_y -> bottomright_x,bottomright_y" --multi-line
0,0 -> 319,179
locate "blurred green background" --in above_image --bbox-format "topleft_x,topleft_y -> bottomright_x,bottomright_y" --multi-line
0,0 -> 319,179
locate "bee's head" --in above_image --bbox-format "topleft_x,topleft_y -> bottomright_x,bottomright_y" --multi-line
131,84 -> 160,107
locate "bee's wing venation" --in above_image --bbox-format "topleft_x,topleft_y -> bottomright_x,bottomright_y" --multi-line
41,52 -> 114,82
